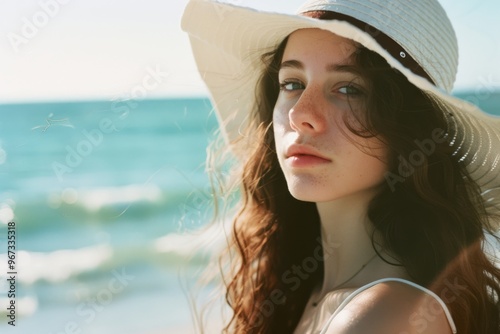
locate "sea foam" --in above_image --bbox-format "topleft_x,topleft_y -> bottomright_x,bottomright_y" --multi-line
0,244 -> 113,285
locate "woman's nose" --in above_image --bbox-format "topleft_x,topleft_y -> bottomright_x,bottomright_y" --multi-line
289,85 -> 327,134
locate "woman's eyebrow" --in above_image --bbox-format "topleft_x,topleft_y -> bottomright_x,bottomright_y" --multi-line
279,59 -> 357,74
279,59 -> 304,70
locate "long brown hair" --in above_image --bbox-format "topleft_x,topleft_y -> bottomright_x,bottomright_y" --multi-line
213,13 -> 500,334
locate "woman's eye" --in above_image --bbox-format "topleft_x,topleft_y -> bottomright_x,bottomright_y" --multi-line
338,85 -> 363,96
279,81 -> 304,91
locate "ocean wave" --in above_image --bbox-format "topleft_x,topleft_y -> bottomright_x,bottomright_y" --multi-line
154,220 -> 230,261
14,182 -> 208,234
0,235 -> 222,288
0,199 -> 15,224
48,184 -> 163,212
0,244 -> 113,285
0,296 -> 38,317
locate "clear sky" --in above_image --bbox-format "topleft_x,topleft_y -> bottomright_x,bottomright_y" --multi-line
0,0 -> 499,103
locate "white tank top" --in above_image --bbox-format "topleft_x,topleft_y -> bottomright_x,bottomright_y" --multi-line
319,277 -> 457,333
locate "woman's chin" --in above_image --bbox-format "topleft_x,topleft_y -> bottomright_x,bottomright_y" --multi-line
287,187 -> 335,203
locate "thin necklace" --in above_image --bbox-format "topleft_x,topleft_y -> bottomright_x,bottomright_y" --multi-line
312,253 -> 378,307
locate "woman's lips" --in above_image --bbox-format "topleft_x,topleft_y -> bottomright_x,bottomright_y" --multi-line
285,145 -> 331,168
286,154 -> 331,167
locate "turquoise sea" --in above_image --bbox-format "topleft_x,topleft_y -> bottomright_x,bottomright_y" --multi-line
0,98 -> 222,334
0,92 -> 499,334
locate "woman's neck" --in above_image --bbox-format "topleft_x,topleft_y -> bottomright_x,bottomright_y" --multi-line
315,189 -> 379,298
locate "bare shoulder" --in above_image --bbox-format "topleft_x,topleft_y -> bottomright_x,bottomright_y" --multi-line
323,281 -> 453,334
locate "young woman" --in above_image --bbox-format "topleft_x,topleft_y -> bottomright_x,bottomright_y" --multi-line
182,0 -> 500,333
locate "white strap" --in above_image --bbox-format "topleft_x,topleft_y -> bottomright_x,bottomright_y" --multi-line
319,277 -> 457,334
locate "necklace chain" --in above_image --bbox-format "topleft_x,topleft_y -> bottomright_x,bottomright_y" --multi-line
312,253 -> 377,307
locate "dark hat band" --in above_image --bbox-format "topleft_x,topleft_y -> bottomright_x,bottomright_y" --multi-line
302,11 -> 435,85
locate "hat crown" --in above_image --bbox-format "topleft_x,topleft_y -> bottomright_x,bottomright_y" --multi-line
297,0 -> 458,93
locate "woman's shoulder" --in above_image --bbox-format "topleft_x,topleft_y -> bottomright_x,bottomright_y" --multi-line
322,279 -> 454,334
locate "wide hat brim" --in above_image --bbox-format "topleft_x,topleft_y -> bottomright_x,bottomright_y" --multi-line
181,0 -> 500,224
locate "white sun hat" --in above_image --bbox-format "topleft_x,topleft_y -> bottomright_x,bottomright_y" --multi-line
181,0 -> 500,222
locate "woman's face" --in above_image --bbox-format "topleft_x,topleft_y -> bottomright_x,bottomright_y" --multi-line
273,28 -> 388,202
